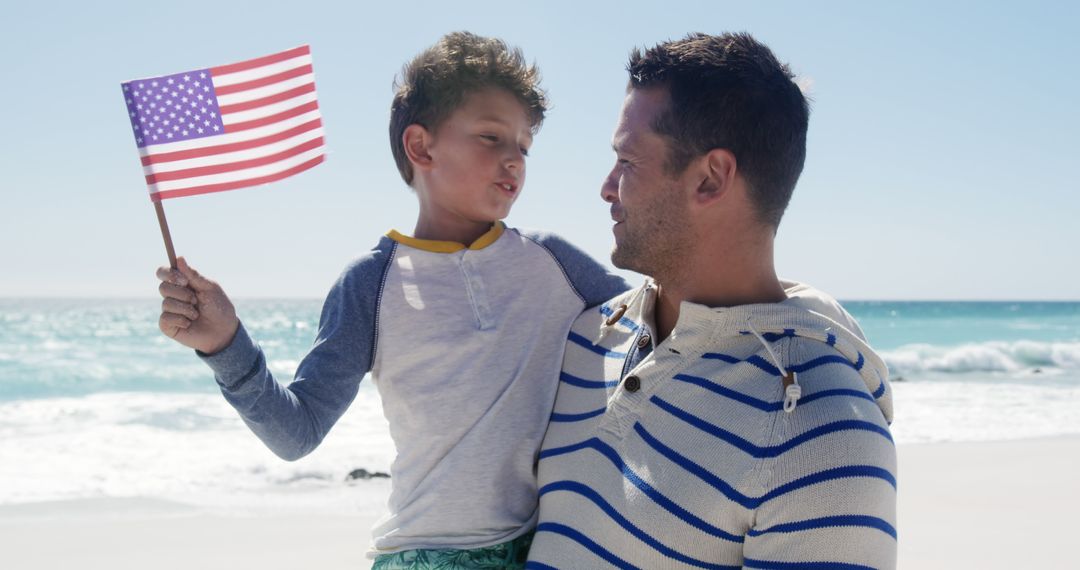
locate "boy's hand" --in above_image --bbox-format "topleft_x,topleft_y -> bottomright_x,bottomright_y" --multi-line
156,257 -> 239,355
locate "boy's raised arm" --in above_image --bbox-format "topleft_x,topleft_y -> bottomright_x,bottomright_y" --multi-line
153,249 -> 387,461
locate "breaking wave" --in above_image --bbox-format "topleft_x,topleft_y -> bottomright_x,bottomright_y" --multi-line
881,340 -> 1080,374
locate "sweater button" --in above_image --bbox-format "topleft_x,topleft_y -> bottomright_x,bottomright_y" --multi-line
637,334 -> 651,349
624,375 -> 641,392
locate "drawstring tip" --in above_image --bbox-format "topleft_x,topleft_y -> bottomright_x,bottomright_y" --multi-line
746,317 -> 800,413
783,371 -> 801,413
604,304 -> 628,327
599,303 -> 628,342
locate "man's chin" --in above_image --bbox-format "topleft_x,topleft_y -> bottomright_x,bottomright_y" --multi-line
610,247 -> 641,274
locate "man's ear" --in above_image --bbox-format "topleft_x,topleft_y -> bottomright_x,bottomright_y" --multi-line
692,148 -> 737,206
403,124 -> 434,172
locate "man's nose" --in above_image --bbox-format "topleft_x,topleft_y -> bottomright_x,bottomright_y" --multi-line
600,168 -> 618,203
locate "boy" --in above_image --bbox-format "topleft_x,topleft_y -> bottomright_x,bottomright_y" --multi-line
155,32 -> 628,568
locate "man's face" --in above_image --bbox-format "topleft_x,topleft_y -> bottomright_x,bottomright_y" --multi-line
602,87 -> 694,278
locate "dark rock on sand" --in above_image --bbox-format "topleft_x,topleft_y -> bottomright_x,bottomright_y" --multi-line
345,468 -> 391,481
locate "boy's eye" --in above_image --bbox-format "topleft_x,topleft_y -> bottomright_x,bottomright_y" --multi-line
520,147 -> 530,157
480,134 -> 498,142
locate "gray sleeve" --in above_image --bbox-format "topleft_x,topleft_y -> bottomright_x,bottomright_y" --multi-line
199,237 -> 396,461
519,229 -> 631,308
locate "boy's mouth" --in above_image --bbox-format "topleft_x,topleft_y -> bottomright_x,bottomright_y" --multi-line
496,181 -> 518,195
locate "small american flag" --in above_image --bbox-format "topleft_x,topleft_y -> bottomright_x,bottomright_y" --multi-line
121,45 -> 325,201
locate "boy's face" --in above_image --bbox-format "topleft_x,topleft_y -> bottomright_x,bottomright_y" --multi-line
418,88 -> 533,229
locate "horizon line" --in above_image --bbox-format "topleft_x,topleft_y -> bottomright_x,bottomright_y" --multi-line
2,296 -> 1080,303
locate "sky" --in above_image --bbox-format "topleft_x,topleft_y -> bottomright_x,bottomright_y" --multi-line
1,0 -> 1077,300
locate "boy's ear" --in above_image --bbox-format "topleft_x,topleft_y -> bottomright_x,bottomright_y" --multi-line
692,148 -> 737,206
403,124 -> 434,172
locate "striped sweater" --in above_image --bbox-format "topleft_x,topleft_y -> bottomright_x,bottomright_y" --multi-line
528,281 -> 896,570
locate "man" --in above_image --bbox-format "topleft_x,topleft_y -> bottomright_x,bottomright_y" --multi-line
527,33 -> 897,569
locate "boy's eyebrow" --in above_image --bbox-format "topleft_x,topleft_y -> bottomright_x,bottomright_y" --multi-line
475,115 -> 516,126
476,116 -> 534,144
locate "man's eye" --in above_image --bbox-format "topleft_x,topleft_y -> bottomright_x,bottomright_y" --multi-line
520,147 -> 530,157
480,134 -> 498,142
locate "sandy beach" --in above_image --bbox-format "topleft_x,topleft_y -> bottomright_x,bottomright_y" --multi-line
896,437 -> 1079,569
2,438 -> 1077,570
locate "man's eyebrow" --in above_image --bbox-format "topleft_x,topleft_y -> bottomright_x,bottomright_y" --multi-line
612,138 -> 634,154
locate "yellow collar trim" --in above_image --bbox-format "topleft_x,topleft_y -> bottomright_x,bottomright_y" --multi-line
387,222 -> 505,253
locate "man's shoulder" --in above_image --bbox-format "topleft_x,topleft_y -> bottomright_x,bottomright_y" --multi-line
573,286 -> 638,321
781,279 -> 867,341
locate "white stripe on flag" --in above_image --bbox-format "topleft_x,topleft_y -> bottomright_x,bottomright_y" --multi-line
215,73 -> 315,106
143,128 -> 325,176
148,146 -> 325,193
221,91 -> 319,125
211,54 -> 313,87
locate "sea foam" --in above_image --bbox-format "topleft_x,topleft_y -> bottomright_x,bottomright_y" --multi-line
881,340 -> 1080,374
0,391 -> 395,512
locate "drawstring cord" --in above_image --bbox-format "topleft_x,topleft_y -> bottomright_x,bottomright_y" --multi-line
746,318 -> 801,413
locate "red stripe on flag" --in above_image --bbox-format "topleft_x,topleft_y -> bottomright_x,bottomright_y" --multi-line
223,100 -> 320,133
151,155 -> 325,202
213,64 -> 313,96
209,45 -> 310,76
141,118 -> 322,166
146,137 -> 325,184
218,82 -> 316,115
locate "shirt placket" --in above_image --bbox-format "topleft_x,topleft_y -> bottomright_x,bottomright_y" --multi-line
459,251 -> 494,330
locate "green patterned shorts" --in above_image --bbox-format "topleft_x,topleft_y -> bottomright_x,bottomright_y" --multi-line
371,531 -> 533,570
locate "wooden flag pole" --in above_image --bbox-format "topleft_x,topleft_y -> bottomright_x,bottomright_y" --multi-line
153,199 -> 178,270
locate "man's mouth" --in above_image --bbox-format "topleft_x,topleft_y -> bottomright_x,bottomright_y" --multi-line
496,182 -> 517,195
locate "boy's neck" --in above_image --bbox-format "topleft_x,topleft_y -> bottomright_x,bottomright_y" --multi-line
412,216 -> 497,246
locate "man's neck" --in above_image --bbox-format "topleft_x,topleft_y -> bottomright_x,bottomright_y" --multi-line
652,239 -> 787,343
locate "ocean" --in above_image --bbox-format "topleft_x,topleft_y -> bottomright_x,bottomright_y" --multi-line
2,299 -> 1079,511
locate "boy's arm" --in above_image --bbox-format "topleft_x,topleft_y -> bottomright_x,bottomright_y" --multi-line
157,249 -> 391,461
520,230 -> 632,307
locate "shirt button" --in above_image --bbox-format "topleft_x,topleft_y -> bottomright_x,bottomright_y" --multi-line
637,334 -> 651,349
624,375 -> 641,392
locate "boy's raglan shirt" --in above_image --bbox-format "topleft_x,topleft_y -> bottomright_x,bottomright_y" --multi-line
198,222 -> 630,555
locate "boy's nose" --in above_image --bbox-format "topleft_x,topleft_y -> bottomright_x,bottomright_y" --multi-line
504,150 -> 524,170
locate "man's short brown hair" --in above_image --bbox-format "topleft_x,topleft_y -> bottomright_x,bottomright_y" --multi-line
628,33 -> 810,227
390,32 -> 547,185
